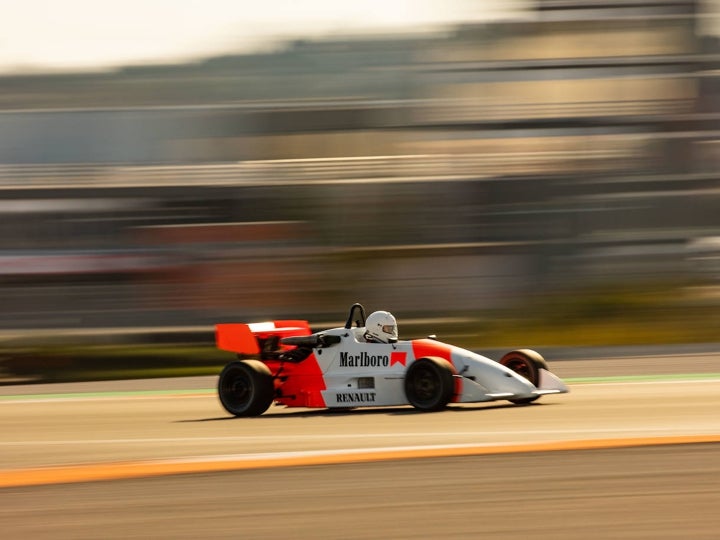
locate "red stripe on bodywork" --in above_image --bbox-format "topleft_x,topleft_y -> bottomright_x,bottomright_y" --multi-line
266,320 -> 323,407
267,354 -> 327,408
411,339 -> 453,363
411,339 -> 463,402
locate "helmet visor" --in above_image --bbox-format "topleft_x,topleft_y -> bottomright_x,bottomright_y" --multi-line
381,324 -> 397,336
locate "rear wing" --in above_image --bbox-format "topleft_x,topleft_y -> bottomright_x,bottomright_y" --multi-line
216,320 -> 312,355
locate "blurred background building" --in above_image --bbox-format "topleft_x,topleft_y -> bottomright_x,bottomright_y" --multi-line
0,0 -> 718,332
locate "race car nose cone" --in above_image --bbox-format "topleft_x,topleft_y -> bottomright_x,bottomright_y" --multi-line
500,371 -> 537,396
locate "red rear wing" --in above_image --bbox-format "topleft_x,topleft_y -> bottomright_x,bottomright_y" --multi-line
215,320 -> 312,354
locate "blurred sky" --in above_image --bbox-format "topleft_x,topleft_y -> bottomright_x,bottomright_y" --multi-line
0,0 -> 532,74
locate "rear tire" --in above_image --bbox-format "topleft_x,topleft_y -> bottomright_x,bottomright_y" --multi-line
499,349 -> 548,405
218,360 -> 274,417
404,357 -> 455,412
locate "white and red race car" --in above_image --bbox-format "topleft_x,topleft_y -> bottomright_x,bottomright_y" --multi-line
216,303 -> 568,416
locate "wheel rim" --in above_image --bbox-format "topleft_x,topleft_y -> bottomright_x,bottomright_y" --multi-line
410,365 -> 438,404
506,358 -> 532,381
221,368 -> 253,410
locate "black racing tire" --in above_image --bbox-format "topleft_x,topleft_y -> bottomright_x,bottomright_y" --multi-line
499,349 -> 548,405
404,357 -> 456,412
218,360 -> 275,417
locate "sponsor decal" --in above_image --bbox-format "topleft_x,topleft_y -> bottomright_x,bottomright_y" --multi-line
336,392 -> 376,404
339,351 -> 389,367
390,351 -> 407,366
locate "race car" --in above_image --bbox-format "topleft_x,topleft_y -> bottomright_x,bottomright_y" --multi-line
215,303 -> 568,416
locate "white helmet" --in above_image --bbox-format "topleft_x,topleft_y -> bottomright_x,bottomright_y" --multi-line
365,311 -> 398,343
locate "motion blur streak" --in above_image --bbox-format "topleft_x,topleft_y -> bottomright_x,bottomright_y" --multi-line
0,0 -> 718,346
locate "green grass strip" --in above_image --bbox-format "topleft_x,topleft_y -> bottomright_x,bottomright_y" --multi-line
0,388 -> 216,401
566,373 -> 720,384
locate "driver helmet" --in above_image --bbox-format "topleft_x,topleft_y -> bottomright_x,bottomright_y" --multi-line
365,311 -> 398,343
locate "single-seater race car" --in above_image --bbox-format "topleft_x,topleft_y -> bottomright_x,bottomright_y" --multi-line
215,303 -> 568,416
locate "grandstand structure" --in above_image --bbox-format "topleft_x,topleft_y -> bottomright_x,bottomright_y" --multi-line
0,0 -> 717,328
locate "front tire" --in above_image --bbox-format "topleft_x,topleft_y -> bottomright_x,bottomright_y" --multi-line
499,349 -> 548,404
404,357 -> 456,412
218,360 -> 274,417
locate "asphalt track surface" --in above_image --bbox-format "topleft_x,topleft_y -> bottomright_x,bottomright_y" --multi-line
1,353 -> 719,539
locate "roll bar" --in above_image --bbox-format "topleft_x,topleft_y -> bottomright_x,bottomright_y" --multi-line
344,302 -> 366,329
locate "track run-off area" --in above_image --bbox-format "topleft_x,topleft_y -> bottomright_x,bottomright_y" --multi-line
1,353 -> 719,539
1,354 -> 719,480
